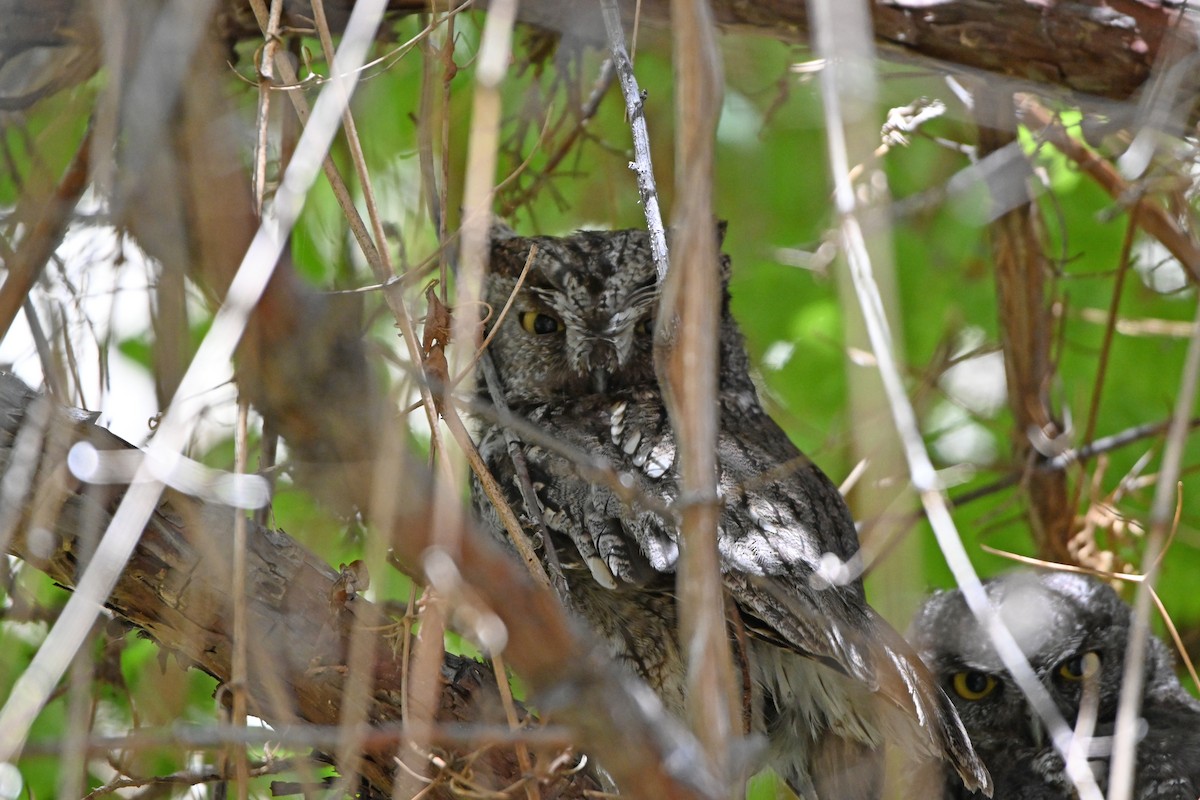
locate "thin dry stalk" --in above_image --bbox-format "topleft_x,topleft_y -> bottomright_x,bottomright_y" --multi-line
1068,204 -> 1140,521
1109,297 -> 1200,800
436,1 -> 457,282
490,650 -> 541,800
808,1 -> 1095,796
252,0 -> 285,210
230,398 -> 252,800
663,0 -> 738,781
23,719 -> 578,756
59,587 -> 97,799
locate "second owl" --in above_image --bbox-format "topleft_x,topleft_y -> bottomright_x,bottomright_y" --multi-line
909,570 -> 1200,799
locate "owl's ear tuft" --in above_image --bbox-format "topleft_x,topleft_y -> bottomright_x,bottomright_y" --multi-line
490,219 -> 519,242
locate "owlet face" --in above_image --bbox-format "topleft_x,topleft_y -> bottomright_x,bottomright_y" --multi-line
484,229 -> 660,405
909,571 -> 1132,751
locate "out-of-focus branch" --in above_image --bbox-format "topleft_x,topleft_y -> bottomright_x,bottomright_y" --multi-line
1019,97 -> 1200,285
0,125 -> 91,344
660,0 -> 739,783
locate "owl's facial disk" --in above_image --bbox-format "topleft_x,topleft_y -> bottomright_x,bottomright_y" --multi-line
484,231 -> 661,403
522,276 -> 658,393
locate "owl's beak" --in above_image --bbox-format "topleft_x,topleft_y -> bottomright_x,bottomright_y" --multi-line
1027,709 -> 1046,748
590,368 -> 609,393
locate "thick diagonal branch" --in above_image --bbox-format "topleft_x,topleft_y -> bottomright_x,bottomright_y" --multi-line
0,373 -> 718,800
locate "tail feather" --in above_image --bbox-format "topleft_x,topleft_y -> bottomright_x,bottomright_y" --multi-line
869,610 -> 993,796
732,571 -> 992,796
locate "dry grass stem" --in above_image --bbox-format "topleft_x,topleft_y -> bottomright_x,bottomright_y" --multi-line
1109,296 -> 1200,800
230,397 -> 252,800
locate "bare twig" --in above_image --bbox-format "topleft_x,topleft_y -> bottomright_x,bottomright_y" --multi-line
230,398 -> 252,800
1020,97 -> 1200,284
490,650 -> 541,800
251,0 -> 285,210
599,0 -> 669,280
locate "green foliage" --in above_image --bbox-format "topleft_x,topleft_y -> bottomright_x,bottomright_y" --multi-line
4,8 -> 1200,799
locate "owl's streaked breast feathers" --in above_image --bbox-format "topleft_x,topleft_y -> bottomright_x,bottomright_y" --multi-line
473,226 -> 991,797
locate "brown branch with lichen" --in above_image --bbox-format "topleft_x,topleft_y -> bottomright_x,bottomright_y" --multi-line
0,371 -> 722,799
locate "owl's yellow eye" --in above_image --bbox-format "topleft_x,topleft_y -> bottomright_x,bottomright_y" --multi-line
952,671 -> 998,701
1057,651 -> 1101,682
638,317 -> 654,335
519,311 -> 564,335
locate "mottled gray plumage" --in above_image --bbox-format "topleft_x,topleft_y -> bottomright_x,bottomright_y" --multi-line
909,571 -> 1200,799
471,227 -> 989,798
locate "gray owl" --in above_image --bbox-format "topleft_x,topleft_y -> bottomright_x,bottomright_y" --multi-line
470,226 -> 990,798
909,570 -> 1200,799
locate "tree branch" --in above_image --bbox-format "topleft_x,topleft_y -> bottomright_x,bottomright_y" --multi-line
975,88 -> 1075,562
5,2 -> 1194,116
0,371 -> 718,799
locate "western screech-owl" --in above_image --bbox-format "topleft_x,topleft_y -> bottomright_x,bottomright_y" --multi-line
471,226 -> 990,798
909,570 -> 1200,799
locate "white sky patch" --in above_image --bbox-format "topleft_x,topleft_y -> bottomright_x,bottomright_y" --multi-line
929,400 -> 998,466
1135,236 -> 1190,295
939,327 -> 1007,418
0,219 -> 245,451
717,89 -> 764,149
762,340 -> 795,370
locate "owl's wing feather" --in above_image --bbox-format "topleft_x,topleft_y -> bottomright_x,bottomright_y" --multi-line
526,392 -> 991,795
